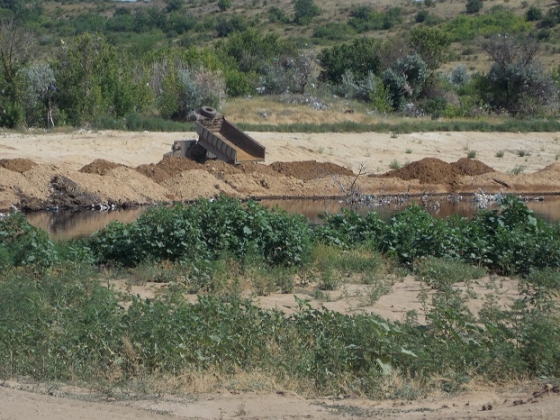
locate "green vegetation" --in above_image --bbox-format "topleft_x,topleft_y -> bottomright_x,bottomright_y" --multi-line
0,1 -> 556,129
1,196 -> 560,396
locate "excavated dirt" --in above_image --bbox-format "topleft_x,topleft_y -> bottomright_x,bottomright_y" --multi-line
2,131 -> 560,211
268,160 -> 355,180
0,158 -> 37,173
134,163 -> 172,184
380,157 -> 495,184
80,159 -> 126,176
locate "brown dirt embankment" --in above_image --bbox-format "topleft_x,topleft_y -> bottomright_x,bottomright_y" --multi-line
1,153 -> 560,212
1,155 -> 560,211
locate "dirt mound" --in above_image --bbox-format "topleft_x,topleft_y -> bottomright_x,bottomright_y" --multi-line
381,158 -> 495,184
135,164 -> 171,184
79,159 -> 125,176
155,157 -> 201,177
451,158 -> 495,176
0,158 -> 37,173
538,162 -> 560,173
268,161 -> 355,180
161,169 -> 240,201
381,158 -> 457,184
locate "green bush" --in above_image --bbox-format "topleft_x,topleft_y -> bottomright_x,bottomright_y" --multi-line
444,6 -> 531,42
91,198 -> 313,267
466,0 -> 483,14
526,6 -> 543,21
0,213 -> 57,270
348,6 -> 401,32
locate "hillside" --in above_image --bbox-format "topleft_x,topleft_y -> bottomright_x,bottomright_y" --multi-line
0,0 -> 559,130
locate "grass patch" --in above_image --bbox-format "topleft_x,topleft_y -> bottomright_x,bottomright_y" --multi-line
414,257 -> 487,289
509,164 -> 526,175
467,150 -> 477,159
237,119 -> 560,134
389,159 -> 401,170
495,150 -> 504,158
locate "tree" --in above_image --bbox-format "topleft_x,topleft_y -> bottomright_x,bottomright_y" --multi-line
318,38 -> 382,84
382,54 -> 428,111
218,0 -> 232,12
0,0 -> 42,22
480,35 -> 556,115
22,63 -> 56,128
466,0 -> 483,14
409,27 -> 450,71
54,33 -> 143,126
164,0 -> 184,13
293,0 -> 320,25
0,19 -> 35,128
526,6 -> 543,22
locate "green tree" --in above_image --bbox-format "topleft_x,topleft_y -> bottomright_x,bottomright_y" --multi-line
0,20 -> 34,128
382,54 -> 428,111
317,38 -> 382,84
165,0 -> 184,13
22,63 -> 56,128
54,33 -> 144,126
466,0 -> 483,14
526,6 -> 543,21
215,29 -> 292,74
218,0 -> 232,12
0,0 -> 42,22
409,27 -> 450,71
480,35 -> 556,115
293,0 -> 320,25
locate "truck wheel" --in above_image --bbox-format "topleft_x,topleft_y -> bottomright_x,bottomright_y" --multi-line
200,106 -> 217,118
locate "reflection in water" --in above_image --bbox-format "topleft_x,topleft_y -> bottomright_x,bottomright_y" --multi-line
261,198 -> 560,225
26,208 -> 148,240
26,197 -> 560,240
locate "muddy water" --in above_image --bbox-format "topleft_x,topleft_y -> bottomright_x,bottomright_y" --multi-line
26,198 -> 560,240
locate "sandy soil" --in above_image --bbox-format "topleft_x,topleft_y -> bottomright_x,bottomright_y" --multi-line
2,129 -> 560,211
2,128 -> 560,418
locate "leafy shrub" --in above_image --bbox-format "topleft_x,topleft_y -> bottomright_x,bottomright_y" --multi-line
293,0 -> 320,25
268,7 -> 290,24
466,0 -> 483,14
91,198 -> 313,267
217,0 -> 231,11
449,65 -> 470,86
348,6 -> 401,32
444,6 -> 531,42
480,35 -> 556,116
318,38 -> 382,84
415,10 -> 429,23
312,23 -> 356,41
0,213 -> 57,270
383,54 -> 428,111
526,6 -> 543,21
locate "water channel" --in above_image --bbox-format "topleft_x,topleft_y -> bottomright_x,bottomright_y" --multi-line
25,197 -> 560,240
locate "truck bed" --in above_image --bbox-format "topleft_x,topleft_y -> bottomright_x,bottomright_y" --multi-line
196,117 -> 266,164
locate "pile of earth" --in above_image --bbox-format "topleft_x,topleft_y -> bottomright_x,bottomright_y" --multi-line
0,158 -> 37,173
130,158 -> 355,184
80,159 -> 125,176
379,157 -> 495,184
268,160 -> 355,180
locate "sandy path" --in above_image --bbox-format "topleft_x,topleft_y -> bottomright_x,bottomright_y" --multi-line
1,129 -> 560,173
2,382 -> 558,419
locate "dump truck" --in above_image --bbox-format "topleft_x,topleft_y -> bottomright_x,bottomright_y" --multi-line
164,106 -> 266,164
